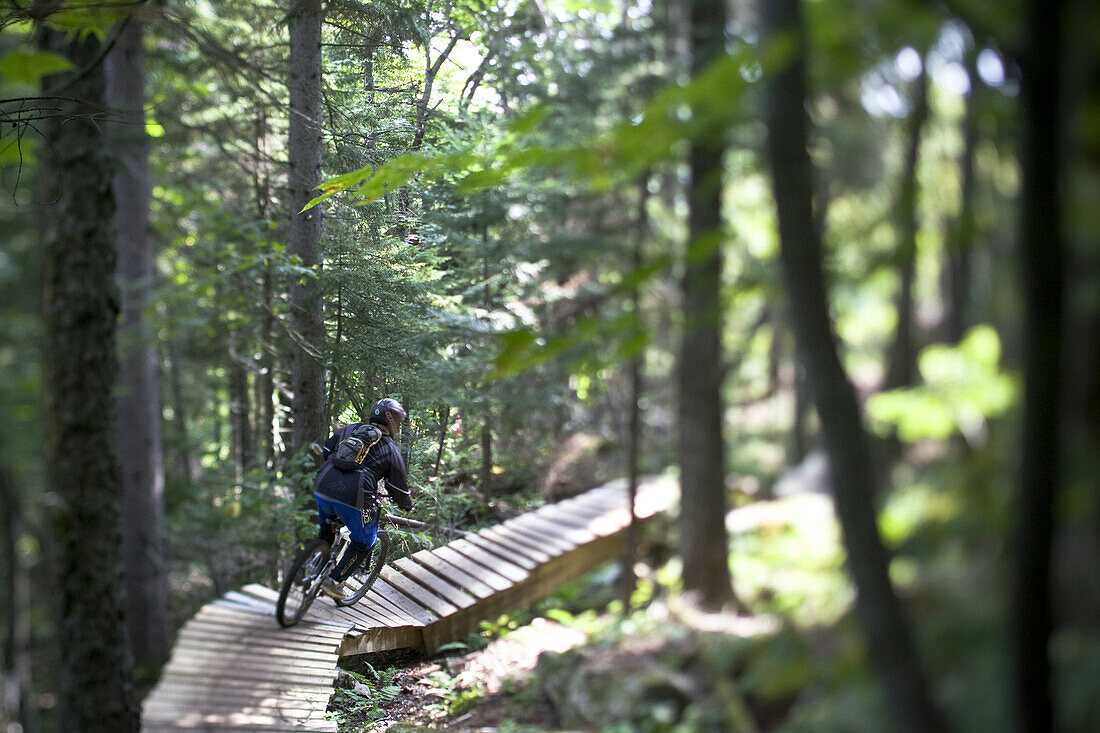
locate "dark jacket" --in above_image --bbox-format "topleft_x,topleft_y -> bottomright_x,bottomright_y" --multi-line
315,422 -> 413,510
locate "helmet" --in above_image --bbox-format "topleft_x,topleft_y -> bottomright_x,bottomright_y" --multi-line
369,398 -> 406,436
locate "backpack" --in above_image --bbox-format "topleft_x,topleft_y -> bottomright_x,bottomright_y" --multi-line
331,423 -> 383,471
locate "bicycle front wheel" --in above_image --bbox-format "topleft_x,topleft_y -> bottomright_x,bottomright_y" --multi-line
276,539 -> 330,627
335,531 -> 389,607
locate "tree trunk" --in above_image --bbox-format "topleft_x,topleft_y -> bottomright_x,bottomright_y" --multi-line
941,50 -> 979,344
434,406 -> 450,477
229,329 -> 252,478
760,1 -> 949,731
167,339 -> 198,486
288,0 -> 327,459
39,22 -> 139,732
885,63 -> 929,391
1010,1 -> 1065,729
480,422 -> 493,499
1,468 -> 37,733
621,175 -> 648,608
677,0 -> 735,611
106,12 -> 170,676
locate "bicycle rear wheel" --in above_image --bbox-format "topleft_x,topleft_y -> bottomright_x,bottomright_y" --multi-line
335,531 -> 389,607
276,539 -> 330,627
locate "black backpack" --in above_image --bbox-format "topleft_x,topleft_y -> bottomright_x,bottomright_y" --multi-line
331,423 -> 383,471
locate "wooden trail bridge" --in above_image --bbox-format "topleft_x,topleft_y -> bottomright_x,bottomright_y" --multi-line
141,476 -> 678,732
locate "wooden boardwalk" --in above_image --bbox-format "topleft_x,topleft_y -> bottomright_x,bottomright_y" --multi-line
141,476 -> 677,731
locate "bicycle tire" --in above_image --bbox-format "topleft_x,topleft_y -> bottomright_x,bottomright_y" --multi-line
275,539 -> 330,627
335,531 -> 389,607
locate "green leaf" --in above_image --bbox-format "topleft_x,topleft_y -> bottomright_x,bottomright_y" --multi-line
0,48 -> 74,85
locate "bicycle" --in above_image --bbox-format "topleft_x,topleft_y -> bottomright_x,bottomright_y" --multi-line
275,493 -> 391,628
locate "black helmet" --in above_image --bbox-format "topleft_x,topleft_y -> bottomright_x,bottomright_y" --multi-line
369,398 -> 406,436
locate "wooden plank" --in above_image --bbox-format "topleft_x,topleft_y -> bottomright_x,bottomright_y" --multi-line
359,595 -> 422,628
430,546 -> 515,592
163,646 -> 338,673
341,595 -> 406,628
379,566 -> 459,617
141,706 -> 330,727
496,518 -> 576,553
409,551 -> 496,599
512,511 -> 596,546
464,531 -> 547,568
154,674 -> 331,699
172,637 -> 338,664
532,501 -> 624,539
184,616 -> 344,647
144,686 -> 329,708
150,662 -> 338,687
337,624 -> 426,657
175,630 -> 340,659
392,557 -> 478,609
366,577 -> 436,626
475,524 -> 557,562
155,663 -> 336,689
445,538 -> 530,583
143,723 -> 335,733
144,717 -> 336,730
460,533 -> 539,569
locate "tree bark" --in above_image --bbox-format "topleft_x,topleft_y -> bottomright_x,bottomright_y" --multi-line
760,1 -> 949,731
288,0 -> 327,459
39,21 -> 140,732
1,467 -> 37,733
677,0 -> 735,611
106,11 -> 170,675
941,49 -> 979,344
885,63 -> 929,391
1010,1 -> 1065,729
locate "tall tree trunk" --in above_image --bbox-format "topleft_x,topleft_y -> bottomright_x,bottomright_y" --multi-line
885,62 -> 929,391
167,339 -> 198,486
677,0 -> 735,611
255,109 -> 277,469
942,49 -> 979,344
39,22 -> 139,732
621,175 -> 648,608
760,1 -> 949,731
434,406 -> 450,477
229,329 -> 252,478
1,468 -> 37,733
288,0 -> 327,459
1010,1 -> 1065,729
479,422 -> 493,500
106,11 -> 169,675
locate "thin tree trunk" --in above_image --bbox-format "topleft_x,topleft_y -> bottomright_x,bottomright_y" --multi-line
1010,1 -> 1065,729
621,175 -> 648,608
942,50 -> 979,344
167,339 -> 198,486
761,1 -> 949,730
1,468 -> 37,733
677,0 -> 736,611
39,20 -> 139,731
288,0 -> 327,459
255,109 -> 277,469
480,422 -> 493,499
229,329 -> 252,478
434,406 -> 450,477
106,11 -> 169,675
885,63 -> 929,391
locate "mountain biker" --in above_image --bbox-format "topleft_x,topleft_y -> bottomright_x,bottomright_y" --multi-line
312,397 -> 414,600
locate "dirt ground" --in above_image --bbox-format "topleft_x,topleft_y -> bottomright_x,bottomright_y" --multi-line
338,618 -> 590,732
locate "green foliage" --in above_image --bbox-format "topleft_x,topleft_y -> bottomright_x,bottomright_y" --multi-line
866,325 -> 1019,443
419,668 -> 487,717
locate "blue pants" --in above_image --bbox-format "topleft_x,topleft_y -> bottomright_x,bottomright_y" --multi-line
314,493 -> 378,549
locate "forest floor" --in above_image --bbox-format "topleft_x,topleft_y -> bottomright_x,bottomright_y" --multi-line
332,616 -> 589,732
